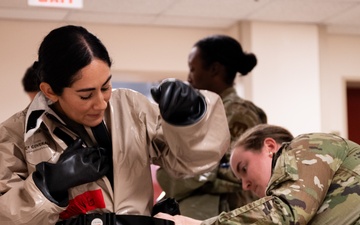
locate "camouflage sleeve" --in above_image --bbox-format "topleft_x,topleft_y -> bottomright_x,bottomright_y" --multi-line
201,133 -> 350,225
224,98 -> 266,145
226,105 -> 262,144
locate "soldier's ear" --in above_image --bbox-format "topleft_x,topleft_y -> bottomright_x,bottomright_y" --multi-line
210,62 -> 225,77
40,82 -> 59,103
264,138 -> 278,156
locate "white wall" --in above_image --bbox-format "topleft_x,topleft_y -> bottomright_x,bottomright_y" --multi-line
1,19 -> 360,140
250,22 -> 321,136
319,31 -> 360,138
0,21 -> 56,121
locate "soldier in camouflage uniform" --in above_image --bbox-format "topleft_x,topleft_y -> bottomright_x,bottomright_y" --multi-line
156,124 -> 360,224
156,35 -> 267,219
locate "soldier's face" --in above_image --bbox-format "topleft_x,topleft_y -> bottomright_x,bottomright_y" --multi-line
230,138 -> 277,198
187,47 -> 213,90
49,59 -> 112,127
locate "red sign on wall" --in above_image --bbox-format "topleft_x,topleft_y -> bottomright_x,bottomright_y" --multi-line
28,0 -> 83,9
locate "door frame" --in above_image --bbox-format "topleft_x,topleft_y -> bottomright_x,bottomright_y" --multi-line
344,77 -> 360,142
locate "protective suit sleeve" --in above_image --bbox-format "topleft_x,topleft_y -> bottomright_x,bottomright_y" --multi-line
0,113 -> 65,225
150,87 -> 230,178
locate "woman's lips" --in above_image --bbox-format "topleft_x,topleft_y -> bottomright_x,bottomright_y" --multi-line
87,112 -> 103,119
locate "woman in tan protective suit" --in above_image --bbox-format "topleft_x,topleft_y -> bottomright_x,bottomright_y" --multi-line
0,25 -> 230,225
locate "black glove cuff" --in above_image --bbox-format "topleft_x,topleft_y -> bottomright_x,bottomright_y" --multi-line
184,94 -> 206,125
168,94 -> 206,126
32,162 -> 69,207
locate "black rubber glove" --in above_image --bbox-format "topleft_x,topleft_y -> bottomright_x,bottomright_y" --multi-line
151,198 -> 180,217
151,79 -> 206,125
32,138 -> 110,206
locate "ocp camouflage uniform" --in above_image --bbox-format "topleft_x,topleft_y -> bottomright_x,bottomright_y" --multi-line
202,133 -> 360,225
157,87 -> 267,219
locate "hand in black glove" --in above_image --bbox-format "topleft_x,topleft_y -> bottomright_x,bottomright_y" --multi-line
32,138 -> 110,206
151,79 -> 206,125
151,198 -> 180,217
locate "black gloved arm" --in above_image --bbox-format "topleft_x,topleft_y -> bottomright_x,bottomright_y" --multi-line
32,139 -> 110,206
32,162 -> 68,206
151,79 -> 206,126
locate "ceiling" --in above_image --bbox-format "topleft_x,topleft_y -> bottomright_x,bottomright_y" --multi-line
1,0 -> 360,34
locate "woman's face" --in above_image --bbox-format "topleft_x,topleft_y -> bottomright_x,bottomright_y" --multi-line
230,139 -> 276,198
54,59 -> 112,127
187,46 -> 213,90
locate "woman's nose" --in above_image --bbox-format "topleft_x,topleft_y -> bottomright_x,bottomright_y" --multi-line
187,76 -> 191,83
242,179 -> 251,191
93,93 -> 107,110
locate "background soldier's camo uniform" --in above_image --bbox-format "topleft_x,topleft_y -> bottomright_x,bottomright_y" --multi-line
202,133 -> 360,224
157,87 -> 267,219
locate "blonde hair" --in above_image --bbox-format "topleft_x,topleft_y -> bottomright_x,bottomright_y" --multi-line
233,124 -> 294,152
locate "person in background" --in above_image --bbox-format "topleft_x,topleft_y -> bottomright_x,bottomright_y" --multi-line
0,25 -> 230,225
22,63 -> 40,100
156,124 -> 360,224
156,34 -> 267,219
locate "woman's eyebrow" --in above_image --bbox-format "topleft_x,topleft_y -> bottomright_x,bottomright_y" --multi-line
76,87 -> 95,92
75,75 -> 112,92
102,75 -> 112,86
